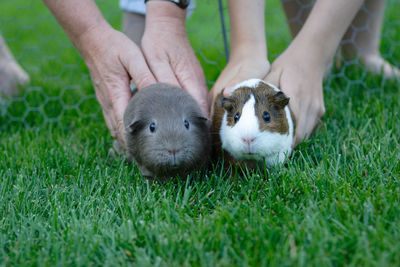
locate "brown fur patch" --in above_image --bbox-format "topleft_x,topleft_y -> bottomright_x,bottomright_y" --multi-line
253,83 -> 289,134
224,87 -> 252,127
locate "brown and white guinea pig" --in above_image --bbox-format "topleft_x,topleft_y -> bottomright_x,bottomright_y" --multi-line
123,83 -> 210,178
212,79 -> 295,167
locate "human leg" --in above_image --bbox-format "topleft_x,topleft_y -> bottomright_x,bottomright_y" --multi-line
341,0 -> 399,79
281,0 -> 314,39
0,34 -> 29,96
282,0 -> 399,79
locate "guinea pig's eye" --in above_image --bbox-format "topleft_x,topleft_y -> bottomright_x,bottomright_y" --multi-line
184,120 -> 190,130
149,122 -> 156,133
263,111 -> 271,123
234,112 -> 240,124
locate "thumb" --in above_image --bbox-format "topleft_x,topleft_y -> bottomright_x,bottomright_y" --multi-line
117,46 -> 155,148
263,67 -> 283,88
111,79 -> 133,150
120,46 -> 156,90
179,74 -> 210,118
222,76 -> 254,97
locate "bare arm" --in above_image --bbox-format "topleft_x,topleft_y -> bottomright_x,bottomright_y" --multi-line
42,0 -> 106,46
229,0 -> 267,60
210,0 -> 270,113
287,0 -> 365,67
265,0 -> 364,147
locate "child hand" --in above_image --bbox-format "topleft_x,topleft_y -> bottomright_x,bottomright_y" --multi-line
264,49 -> 326,147
209,54 -> 270,115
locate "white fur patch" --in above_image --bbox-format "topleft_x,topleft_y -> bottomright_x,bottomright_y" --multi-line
230,78 -> 283,95
220,95 -> 260,160
230,79 -> 263,94
284,106 -> 294,153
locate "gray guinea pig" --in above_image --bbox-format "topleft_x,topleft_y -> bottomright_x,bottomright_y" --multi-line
123,83 -> 210,178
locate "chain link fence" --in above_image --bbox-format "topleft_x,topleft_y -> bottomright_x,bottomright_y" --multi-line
0,0 -> 399,130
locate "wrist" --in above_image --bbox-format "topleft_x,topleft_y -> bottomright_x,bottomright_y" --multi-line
287,35 -> 333,69
74,22 -> 114,62
230,42 -> 267,63
145,0 -> 189,9
146,1 -> 186,27
278,43 -> 326,78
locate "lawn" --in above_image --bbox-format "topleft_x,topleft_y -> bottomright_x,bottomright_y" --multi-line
1,0 -> 400,266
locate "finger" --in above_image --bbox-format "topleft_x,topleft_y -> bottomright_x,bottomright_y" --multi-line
292,109 -> 308,147
223,68 -> 272,96
304,115 -> 321,140
104,77 -> 132,149
222,76 -> 252,97
293,110 -> 319,147
179,74 -> 210,118
263,68 -> 282,88
120,47 -> 156,90
210,73 -> 234,96
113,95 -> 131,149
142,50 -> 181,87
103,110 -> 117,139
152,60 -> 181,87
115,114 -> 128,149
102,102 -> 127,149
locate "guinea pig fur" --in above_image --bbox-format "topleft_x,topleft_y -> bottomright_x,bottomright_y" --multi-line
212,79 -> 295,167
123,83 -> 211,179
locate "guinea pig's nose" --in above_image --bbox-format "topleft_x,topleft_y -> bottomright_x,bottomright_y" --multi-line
242,137 -> 256,145
167,149 -> 180,155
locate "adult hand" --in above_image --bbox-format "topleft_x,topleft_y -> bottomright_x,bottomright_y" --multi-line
77,24 -> 156,148
142,2 -> 209,117
264,48 -> 325,147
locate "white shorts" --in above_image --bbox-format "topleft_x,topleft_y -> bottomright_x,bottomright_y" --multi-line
119,0 -> 195,16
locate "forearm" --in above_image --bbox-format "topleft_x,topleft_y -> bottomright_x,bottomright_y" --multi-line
42,0 -> 111,51
289,0 -> 364,66
228,0 -> 266,60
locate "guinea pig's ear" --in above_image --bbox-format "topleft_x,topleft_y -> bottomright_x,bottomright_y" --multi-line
272,91 -> 290,108
126,120 -> 142,135
196,116 -> 209,122
218,93 -> 234,112
195,116 -> 211,126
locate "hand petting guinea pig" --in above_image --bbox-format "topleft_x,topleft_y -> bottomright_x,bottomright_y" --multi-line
122,83 -> 211,179
212,78 -> 295,168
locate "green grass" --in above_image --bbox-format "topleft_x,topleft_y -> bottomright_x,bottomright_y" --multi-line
1,0 -> 400,266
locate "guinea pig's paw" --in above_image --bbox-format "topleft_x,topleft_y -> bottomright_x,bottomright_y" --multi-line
108,140 -> 129,161
264,151 -> 290,167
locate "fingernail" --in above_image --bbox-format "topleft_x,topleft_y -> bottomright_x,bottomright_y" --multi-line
223,87 -> 232,97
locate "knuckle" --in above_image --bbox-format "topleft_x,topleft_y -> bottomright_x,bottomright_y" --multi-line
116,119 -> 126,134
135,73 -> 155,89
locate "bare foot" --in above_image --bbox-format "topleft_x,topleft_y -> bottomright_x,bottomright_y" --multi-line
360,53 -> 400,79
0,61 -> 30,97
0,35 -> 30,97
